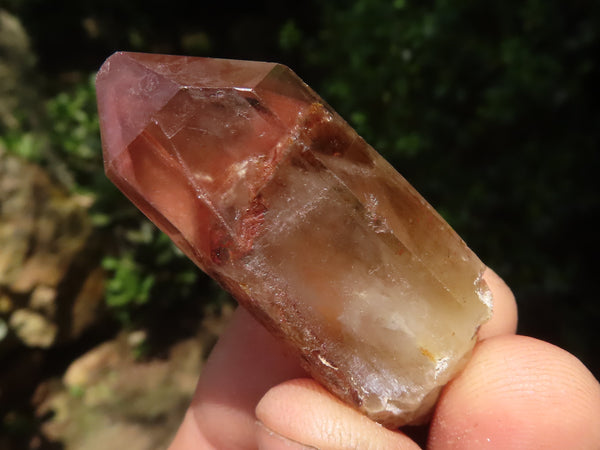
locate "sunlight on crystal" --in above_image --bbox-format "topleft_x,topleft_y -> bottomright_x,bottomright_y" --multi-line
96,52 -> 492,427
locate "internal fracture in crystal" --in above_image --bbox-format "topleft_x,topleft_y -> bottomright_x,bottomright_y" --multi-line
96,52 -> 492,427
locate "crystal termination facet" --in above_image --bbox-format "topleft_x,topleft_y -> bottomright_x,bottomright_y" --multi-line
96,52 -> 492,427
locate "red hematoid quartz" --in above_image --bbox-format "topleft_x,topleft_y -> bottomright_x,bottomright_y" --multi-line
96,52 -> 492,427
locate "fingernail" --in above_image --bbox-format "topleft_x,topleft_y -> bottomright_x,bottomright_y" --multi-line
256,421 -> 317,450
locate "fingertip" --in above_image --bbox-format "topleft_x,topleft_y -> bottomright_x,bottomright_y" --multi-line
478,267 -> 518,340
256,379 -> 420,450
429,335 -> 600,449
256,421 -> 317,450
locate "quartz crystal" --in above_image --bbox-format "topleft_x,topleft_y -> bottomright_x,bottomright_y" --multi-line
96,52 -> 492,427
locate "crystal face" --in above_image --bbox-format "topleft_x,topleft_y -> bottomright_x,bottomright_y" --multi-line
96,52 -> 492,427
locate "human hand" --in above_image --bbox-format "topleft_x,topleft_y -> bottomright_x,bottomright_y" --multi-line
170,269 -> 600,449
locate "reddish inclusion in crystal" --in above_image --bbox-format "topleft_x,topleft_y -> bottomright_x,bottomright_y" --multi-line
98,53 -> 313,269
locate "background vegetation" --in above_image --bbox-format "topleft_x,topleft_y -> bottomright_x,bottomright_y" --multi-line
1,0 -> 598,443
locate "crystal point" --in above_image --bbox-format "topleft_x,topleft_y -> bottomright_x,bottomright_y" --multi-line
97,52 -> 492,427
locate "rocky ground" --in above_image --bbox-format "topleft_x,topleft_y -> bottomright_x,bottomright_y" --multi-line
0,11 -> 238,448
0,147 -> 233,449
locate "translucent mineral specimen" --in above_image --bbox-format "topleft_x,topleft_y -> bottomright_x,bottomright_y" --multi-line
96,52 -> 492,427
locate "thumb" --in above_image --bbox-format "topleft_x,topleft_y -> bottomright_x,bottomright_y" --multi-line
255,378 -> 419,449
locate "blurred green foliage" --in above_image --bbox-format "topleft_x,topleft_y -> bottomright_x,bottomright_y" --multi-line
46,74 -> 101,185
0,129 -> 42,161
102,254 -> 154,315
2,70 -> 207,326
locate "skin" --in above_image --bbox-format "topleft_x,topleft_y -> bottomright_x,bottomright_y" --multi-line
170,269 -> 600,449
